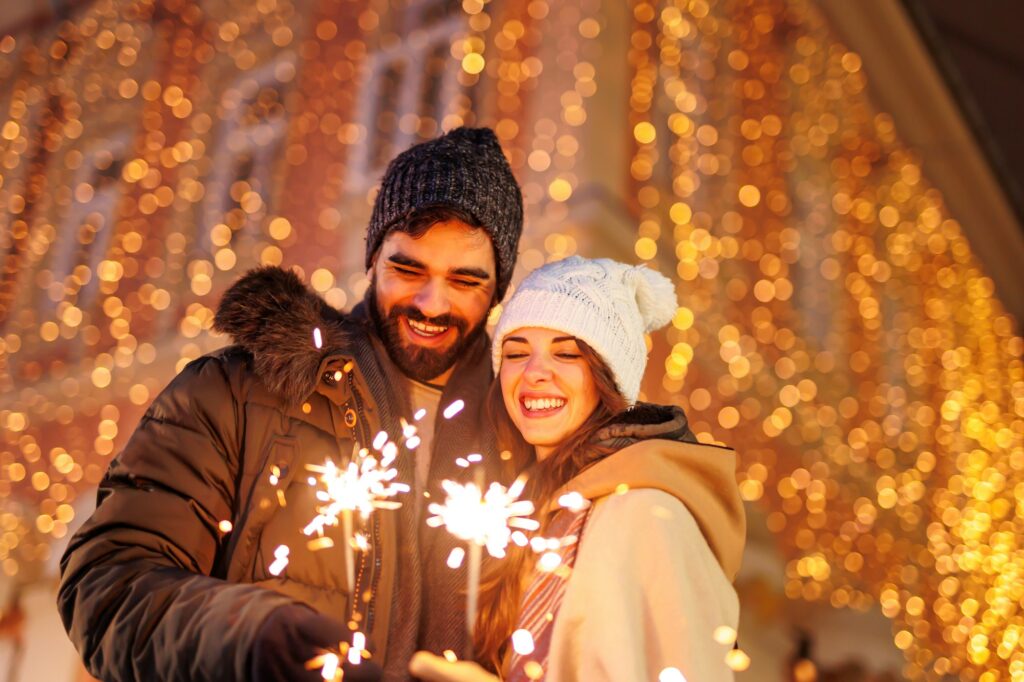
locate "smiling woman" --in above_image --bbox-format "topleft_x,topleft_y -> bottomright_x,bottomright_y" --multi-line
410,256 -> 747,682
499,330 -> 603,460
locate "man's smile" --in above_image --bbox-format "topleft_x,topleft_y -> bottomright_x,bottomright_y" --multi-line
402,316 -> 455,347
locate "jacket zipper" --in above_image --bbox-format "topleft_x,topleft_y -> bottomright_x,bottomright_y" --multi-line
347,369 -> 379,632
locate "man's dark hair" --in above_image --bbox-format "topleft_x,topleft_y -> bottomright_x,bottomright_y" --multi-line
391,204 -> 482,240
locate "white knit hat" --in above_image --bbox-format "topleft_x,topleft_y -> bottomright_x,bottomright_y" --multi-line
492,256 -> 678,405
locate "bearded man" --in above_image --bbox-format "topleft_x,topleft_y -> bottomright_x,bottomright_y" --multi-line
58,127 -> 524,682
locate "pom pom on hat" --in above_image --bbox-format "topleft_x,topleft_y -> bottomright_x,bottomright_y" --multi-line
625,264 -> 678,332
492,256 -> 679,404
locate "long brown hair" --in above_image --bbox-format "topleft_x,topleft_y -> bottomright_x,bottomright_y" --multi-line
474,339 -> 628,670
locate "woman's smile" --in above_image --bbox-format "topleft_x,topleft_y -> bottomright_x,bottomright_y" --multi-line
518,393 -> 568,417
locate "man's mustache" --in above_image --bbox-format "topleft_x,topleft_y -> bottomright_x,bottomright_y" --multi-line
389,305 -> 468,334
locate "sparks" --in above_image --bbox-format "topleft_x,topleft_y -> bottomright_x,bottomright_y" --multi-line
425,476 -> 538,558
511,629 -> 535,656
447,547 -> 466,568
537,551 -> 562,572
305,450 -> 409,528
305,448 -> 411,589
442,399 -> 465,419
268,545 -> 289,576
348,631 -> 366,665
659,668 -> 687,682
319,653 -> 338,680
557,491 -> 590,511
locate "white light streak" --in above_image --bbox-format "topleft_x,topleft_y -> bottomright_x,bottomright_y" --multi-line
319,653 -> 338,680
268,545 -> 289,576
558,491 -> 591,512
537,551 -> 562,572
511,629 -> 535,656
348,632 -> 366,665
443,399 -> 465,419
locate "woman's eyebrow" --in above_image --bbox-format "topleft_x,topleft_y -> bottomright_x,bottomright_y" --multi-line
502,336 -> 528,345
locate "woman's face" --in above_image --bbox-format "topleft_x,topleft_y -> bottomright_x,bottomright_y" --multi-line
499,327 -> 601,461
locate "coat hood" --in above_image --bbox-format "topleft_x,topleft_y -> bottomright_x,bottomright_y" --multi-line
552,405 -> 746,580
213,266 -> 352,405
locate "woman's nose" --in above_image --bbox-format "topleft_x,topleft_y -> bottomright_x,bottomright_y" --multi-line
523,353 -> 552,383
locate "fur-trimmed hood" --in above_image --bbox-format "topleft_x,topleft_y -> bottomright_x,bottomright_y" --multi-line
213,266 -> 351,405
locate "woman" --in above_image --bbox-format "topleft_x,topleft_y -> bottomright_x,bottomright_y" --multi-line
411,257 -> 746,681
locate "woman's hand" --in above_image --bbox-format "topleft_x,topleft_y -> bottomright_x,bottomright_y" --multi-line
408,652 -> 499,682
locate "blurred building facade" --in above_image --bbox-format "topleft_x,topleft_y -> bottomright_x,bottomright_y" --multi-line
0,0 -> 1022,680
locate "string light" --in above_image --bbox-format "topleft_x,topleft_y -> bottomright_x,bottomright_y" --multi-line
0,2 -> 1021,679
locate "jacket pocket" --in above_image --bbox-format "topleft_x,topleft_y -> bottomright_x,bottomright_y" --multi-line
226,436 -> 299,582
249,437 -> 357,596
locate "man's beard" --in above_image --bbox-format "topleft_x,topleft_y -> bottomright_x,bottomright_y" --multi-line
367,282 -> 487,383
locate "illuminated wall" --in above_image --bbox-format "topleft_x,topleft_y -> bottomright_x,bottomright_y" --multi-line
1,0 -> 1022,679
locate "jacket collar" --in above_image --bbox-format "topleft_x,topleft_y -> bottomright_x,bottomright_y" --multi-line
592,403 -> 698,450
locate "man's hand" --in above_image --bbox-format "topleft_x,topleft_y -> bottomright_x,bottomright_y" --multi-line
408,652 -> 499,682
250,604 -> 382,682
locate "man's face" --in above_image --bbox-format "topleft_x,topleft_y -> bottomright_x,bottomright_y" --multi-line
369,219 -> 497,384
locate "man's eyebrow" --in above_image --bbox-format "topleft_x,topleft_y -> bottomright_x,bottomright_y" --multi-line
387,253 -> 426,269
450,266 -> 492,280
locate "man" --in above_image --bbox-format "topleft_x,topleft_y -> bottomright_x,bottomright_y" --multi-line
58,127 -> 524,682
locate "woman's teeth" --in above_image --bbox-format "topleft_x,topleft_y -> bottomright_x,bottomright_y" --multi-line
408,319 -> 448,336
524,397 -> 566,412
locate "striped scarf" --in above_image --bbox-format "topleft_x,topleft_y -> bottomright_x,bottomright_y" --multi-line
506,507 -> 591,681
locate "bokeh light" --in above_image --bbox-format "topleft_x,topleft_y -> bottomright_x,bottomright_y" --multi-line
0,1 -> 1021,679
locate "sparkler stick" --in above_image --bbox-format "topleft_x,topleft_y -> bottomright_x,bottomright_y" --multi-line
304,442 -> 410,593
466,469 -> 484,636
341,508 -> 355,593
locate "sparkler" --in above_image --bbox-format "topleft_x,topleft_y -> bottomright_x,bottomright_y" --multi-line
426,472 -> 539,635
307,631 -> 369,681
304,443 -> 410,589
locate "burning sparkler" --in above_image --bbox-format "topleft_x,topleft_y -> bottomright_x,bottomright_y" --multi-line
304,443 -> 410,589
307,631 -> 369,681
426,473 -> 539,635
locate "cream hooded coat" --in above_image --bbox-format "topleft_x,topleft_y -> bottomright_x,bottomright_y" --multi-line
539,426 -> 745,682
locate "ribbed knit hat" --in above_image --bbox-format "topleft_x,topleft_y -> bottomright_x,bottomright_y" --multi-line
365,127 -> 524,300
492,256 -> 678,405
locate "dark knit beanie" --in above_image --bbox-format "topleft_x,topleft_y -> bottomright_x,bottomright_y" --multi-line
364,127 -> 524,300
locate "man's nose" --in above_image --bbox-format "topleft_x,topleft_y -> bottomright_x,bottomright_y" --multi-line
413,278 -> 451,319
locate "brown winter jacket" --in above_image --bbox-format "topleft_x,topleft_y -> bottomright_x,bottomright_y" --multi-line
57,266 -> 499,682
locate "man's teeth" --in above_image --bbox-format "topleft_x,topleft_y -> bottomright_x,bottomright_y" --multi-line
524,397 -> 566,412
408,319 -> 448,335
